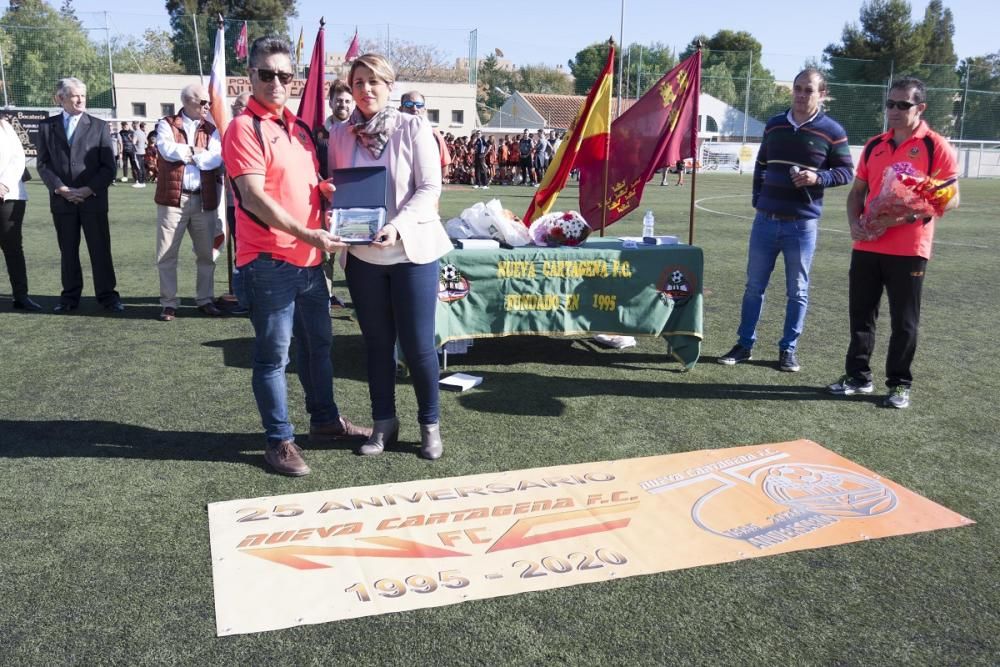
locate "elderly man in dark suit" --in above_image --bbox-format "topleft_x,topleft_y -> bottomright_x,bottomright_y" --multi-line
36,77 -> 123,313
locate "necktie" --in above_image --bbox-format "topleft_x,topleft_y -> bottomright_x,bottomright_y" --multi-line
66,116 -> 77,143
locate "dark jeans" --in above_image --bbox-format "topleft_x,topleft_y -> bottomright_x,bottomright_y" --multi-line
845,250 -> 927,388
0,200 -> 28,299
345,254 -> 440,424
52,207 -> 119,306
235,258 -> 340,443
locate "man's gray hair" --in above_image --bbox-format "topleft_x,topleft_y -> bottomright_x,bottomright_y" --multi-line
180,83 -> 203,102
401,90 -> 424,103
55,77 -> 86,99
249,36 -> 290,69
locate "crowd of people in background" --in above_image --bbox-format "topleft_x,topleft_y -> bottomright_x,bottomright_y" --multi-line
441,128 -> 562,187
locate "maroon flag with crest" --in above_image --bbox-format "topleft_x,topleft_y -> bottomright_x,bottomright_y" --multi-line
579,50 -> 701,229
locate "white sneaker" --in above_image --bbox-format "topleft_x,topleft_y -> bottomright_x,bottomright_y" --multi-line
482,186 -> 489,190
132,183 -> 146,188
472,185 -> 480,189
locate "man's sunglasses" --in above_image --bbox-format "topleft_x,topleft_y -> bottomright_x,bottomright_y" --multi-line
885,99 -> 918,110
401,100 -> 425,109
254,68 -> 295,85
195,99 -> 210,108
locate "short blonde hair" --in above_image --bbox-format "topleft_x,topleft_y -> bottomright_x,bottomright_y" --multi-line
349,53 -> 395,87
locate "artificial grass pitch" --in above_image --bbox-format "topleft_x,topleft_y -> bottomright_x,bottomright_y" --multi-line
0,175 -> 997,664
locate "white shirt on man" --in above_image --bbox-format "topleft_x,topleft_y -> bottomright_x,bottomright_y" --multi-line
155,111 -> 222,192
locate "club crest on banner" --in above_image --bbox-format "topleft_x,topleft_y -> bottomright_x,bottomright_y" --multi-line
642,453 -> 899,551
438,263 -> 470,303
658,265 -> 697,302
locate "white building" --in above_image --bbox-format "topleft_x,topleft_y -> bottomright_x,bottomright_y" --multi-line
112,73 -> 478,136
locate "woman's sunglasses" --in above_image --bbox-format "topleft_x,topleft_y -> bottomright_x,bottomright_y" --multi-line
885,99 -> 918,110
253,68 -> 295,85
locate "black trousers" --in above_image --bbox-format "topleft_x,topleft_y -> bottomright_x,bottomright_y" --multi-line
122,151 -> 144,183
0,199 -> 28,299
474,157 -> 490,187
845,249 -> 927,388
519,157 -> 532,184
52,207 -> 119,306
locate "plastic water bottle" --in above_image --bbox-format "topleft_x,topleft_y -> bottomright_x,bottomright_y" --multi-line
642,210 -> 655,239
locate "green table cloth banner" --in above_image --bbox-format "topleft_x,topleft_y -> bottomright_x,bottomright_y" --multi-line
436,239 -> 704,368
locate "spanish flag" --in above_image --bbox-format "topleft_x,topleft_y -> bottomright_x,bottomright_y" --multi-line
523,41 -> 614,224
295,27 -> 305,64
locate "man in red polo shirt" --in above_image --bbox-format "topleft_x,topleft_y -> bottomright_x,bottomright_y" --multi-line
827,77 -> 960,409
223,36 -> 371,476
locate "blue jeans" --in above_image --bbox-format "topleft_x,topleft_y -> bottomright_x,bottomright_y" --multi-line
736,212 -> 818,352
236,257 -> 340,443
345,254 -> 440,425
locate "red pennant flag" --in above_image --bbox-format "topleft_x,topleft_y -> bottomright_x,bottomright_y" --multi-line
524,42 -> 614,224
579,50 -> 701,229
296,23 -> 326,133
345,29 -> 360,62
235,21 -> 248,60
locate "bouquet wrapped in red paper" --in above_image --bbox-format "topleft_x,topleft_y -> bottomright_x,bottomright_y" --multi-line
528,211 -> 592,247
857,162 -> 957,241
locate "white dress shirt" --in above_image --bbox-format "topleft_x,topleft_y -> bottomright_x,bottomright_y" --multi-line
155,111 -> 222,192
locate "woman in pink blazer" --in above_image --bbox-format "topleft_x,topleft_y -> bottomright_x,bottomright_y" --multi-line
328,53 -> 453,460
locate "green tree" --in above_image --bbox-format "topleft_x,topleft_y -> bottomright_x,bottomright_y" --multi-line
0,0 -> 109,107
476,53 -> 515,123
620,42 -> 676,98
111,29 -> 185,75
567,41 -> 613,95
165,0 -> 296,76
681,30 -> 784,122
913,0 -> 959,134
823,0 -> 928,141
514,64 -> 574,95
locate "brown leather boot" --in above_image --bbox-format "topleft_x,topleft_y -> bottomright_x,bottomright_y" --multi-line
358,417 -> 399,456
309,416 -> 373,443
264,439 -> 310,476
419,423 -> 443,460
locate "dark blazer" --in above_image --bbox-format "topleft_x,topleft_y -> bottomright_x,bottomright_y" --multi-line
36,112 -> 117,214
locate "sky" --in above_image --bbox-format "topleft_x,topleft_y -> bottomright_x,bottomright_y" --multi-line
66,0 -> 998,81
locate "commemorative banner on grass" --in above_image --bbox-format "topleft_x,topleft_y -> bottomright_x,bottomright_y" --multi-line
208,440 -> 972,635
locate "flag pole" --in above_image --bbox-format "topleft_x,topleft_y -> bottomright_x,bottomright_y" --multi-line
600,37 -> 615,237
687,42 -> 702,246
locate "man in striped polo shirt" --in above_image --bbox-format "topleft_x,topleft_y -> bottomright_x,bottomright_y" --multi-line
719,68 -> 854,372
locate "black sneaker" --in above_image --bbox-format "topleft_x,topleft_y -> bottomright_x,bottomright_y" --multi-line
779,349 -> 800,372
718,344 -> 752,365
827,375 -> 875,395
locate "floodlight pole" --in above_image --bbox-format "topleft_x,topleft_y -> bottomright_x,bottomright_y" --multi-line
616,0 -> 625,117
0,39 -> 8,107
193,14 -> 204,79
105,12 -> 117,112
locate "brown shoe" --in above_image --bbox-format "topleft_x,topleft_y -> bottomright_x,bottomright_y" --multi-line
264,439 -> 310,476
158,307 -> 176,321
198,302 -> 224,316
310,416 -> 373,442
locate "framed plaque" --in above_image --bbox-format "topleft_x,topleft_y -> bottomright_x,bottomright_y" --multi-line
328,166 -> 388,245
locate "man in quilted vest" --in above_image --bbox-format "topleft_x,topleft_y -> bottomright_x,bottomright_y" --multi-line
153,83 -> 224,321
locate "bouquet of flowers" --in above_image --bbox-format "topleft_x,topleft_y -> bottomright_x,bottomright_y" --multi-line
857,162 -> 957,241
528,211 -> 592,247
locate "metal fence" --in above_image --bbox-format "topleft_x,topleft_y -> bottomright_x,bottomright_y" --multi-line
1,11 -> 997,143
697,50 -> 1000,144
